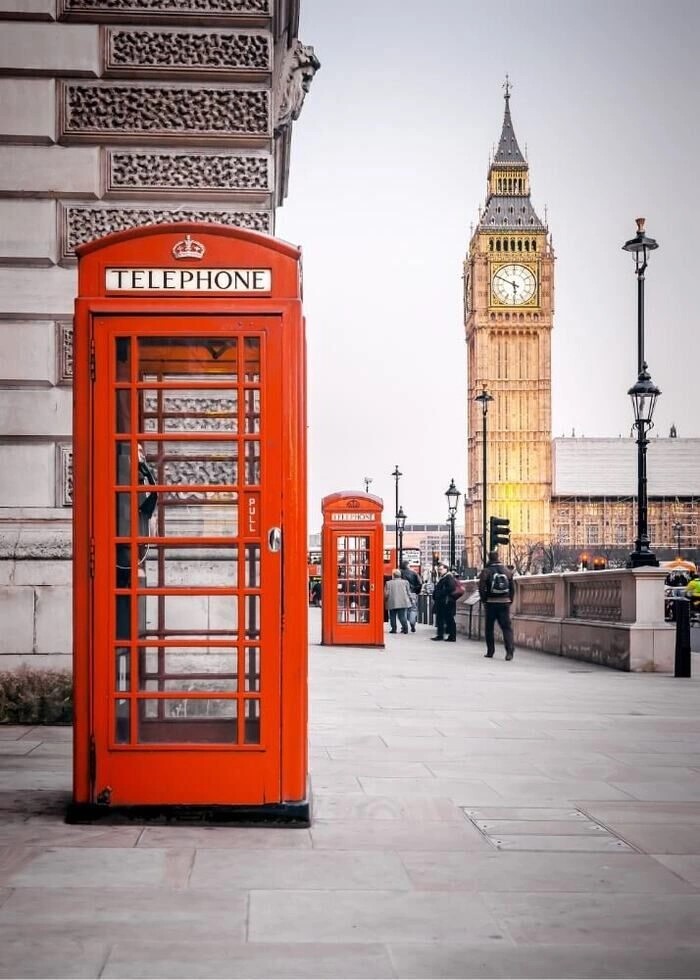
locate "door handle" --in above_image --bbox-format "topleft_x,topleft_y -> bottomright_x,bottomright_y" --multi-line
268,527 -> 282,552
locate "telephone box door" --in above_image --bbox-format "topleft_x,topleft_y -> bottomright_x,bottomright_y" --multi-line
92,315 -> 283,806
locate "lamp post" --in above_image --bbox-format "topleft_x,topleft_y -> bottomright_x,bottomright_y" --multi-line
391,464 -> 402,561
622,218 -> 661,569
396,505 -> 406,567
445,478 -> 461,571
363,476 -> 373,494
475,385 -> 494,566
673,522 -> 682,557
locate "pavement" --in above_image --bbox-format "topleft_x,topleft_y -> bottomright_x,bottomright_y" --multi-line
1,611 -> 700,979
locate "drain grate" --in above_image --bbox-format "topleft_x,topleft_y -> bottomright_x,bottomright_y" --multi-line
463,806 -> 637,852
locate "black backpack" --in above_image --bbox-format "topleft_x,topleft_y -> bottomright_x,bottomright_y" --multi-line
489,568 -> 510,597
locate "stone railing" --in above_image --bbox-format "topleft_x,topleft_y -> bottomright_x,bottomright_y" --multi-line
509,567 -> 674,672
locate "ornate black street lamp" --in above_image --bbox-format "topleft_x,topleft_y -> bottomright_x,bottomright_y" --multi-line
622,218 -> 661,569
445,478 -> 461,571
396,505 -> 406,566
391,464 -> 402,560
363,476 -> 373,494
475,385 -> 494,566
627,366 -> 661,567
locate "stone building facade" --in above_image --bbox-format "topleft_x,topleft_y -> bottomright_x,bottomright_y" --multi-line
0,0 -> 318,666
464,88 -> 699,569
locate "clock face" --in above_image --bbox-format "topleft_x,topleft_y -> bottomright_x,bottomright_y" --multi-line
492,264 -> 537,305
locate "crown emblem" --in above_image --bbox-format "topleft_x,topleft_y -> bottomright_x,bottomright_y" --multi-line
172,235 -> 206,261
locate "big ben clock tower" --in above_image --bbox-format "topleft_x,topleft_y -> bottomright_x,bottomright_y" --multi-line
464,82 -> 554,567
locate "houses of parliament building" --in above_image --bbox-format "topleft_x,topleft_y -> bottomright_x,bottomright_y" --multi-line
463,86 -> 699,569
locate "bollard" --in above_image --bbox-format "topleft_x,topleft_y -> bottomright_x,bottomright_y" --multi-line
674,598 -> 691,678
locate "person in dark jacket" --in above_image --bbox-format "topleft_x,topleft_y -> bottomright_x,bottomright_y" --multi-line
400,560 -> 422,632
478,550 -> 515,660
432,561 -> 458,641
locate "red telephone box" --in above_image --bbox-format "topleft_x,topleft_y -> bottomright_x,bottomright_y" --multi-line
321,493 -> 384,647
68,222 -> 309,823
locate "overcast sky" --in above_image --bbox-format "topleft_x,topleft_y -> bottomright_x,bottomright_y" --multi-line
275,0 -> 699,530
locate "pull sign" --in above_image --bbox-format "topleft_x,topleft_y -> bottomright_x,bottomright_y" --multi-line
246,493 -> 259,536
268,527 -> 282,553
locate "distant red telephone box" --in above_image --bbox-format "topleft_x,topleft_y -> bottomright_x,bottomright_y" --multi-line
321,493 -> 384,647
69,222 -> 309,823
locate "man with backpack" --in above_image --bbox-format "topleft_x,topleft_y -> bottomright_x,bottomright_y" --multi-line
400,560 -> 422,632
478,550 -> 515,660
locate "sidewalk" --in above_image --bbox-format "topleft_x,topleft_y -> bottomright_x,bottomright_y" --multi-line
1,612 -> 700,978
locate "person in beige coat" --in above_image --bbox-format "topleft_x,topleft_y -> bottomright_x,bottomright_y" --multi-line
384,568 -> 413,634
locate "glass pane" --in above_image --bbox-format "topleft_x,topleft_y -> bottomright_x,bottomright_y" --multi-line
115,646 -> 130,691
141,389 -> 238,434
244,647 -> 260,692
145,594 -> 238,636
144,546 -> 238,589
139,645 -> 238,691
143,440 -> 238,487
138,337 -> 238,381
115,698 -> 129,744
245,595 -> 260,640
115,337 -> 131,380
244,441 -> 260,485
244,544 -> 260,588
138,698 -> 238,744
243,337 -> 260,381
244,698 -> 260,744
244,389 -> 260,433
115,389 -> 132,434
115,444 -> 133,487
156,498 -> 239,538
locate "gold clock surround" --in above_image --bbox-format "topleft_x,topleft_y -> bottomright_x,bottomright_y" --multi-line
490,262 -> 538,307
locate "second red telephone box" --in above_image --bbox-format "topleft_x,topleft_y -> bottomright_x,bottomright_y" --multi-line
321,493 -> 384,647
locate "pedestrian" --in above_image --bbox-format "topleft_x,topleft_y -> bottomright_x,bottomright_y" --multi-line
431,561 -> 458,642
478,550 -> 515,660
310,579 -> 322,606
400,559 -> 422,632
384,568 -> 412,634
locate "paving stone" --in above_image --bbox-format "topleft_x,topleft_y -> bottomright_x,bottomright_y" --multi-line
399,849 -> 698,894
102,941 -> 395,979
357,776 -> 504,804
0,820 -> 142,848
480,776 -> 635,803
387,942 -> 700,979
0,934 -> 109,979
0,727 -> 34,740
652,855 -> 700,888
472,819 -> 609,836
482,892 -> 700,947
581,802 -> 700,824
137,825 -> 312,849
0,886 -> 248,941
0,741 -> 42,756
310,819 -> 493,852
190,848 -> 410,891
5,846 -> 194,888
591,823 -> 700,854
487,834 -> 635,853
313,793 -> 463,822
249,889 -> 508,944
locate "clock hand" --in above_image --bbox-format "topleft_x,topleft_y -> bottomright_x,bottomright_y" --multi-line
494,273 -> 513,286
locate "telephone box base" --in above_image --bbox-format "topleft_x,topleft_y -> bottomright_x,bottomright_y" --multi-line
65,797 -> 311,827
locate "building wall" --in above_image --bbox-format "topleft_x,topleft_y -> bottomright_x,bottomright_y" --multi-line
0,0 -> 317,664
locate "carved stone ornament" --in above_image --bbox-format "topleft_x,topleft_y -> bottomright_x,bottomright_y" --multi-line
60,82 -> 269,141
61,204 -> 270,260
56,444 -> 74,507
274,39 -> 320,133
106,150 -> 270,194
57,320 -> 74,384
106,28 -> 271,74
60,0 -> 270,21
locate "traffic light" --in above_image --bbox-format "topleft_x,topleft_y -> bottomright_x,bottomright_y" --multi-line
489,516 -> 510,551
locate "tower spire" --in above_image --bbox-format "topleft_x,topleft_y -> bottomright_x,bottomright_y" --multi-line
494,76 -> 525,164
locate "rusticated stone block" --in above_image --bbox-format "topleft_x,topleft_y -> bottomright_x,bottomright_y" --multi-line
60,0 -> 269,21
35,585 -> 72,653
0,23 -> 99,75
105,27 -> 270,74
105,149 -> 270,196
0,79 -> 54,143
0,389 -> 72,437
0,443 -> 55,507
0,146 -> 100,197
0,200 -> 57,265
0,322 -> 55,385
60,202 -> 271,260
0,589 -> 35,655
0,266 -> 77,317
59,81 -> 269,141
